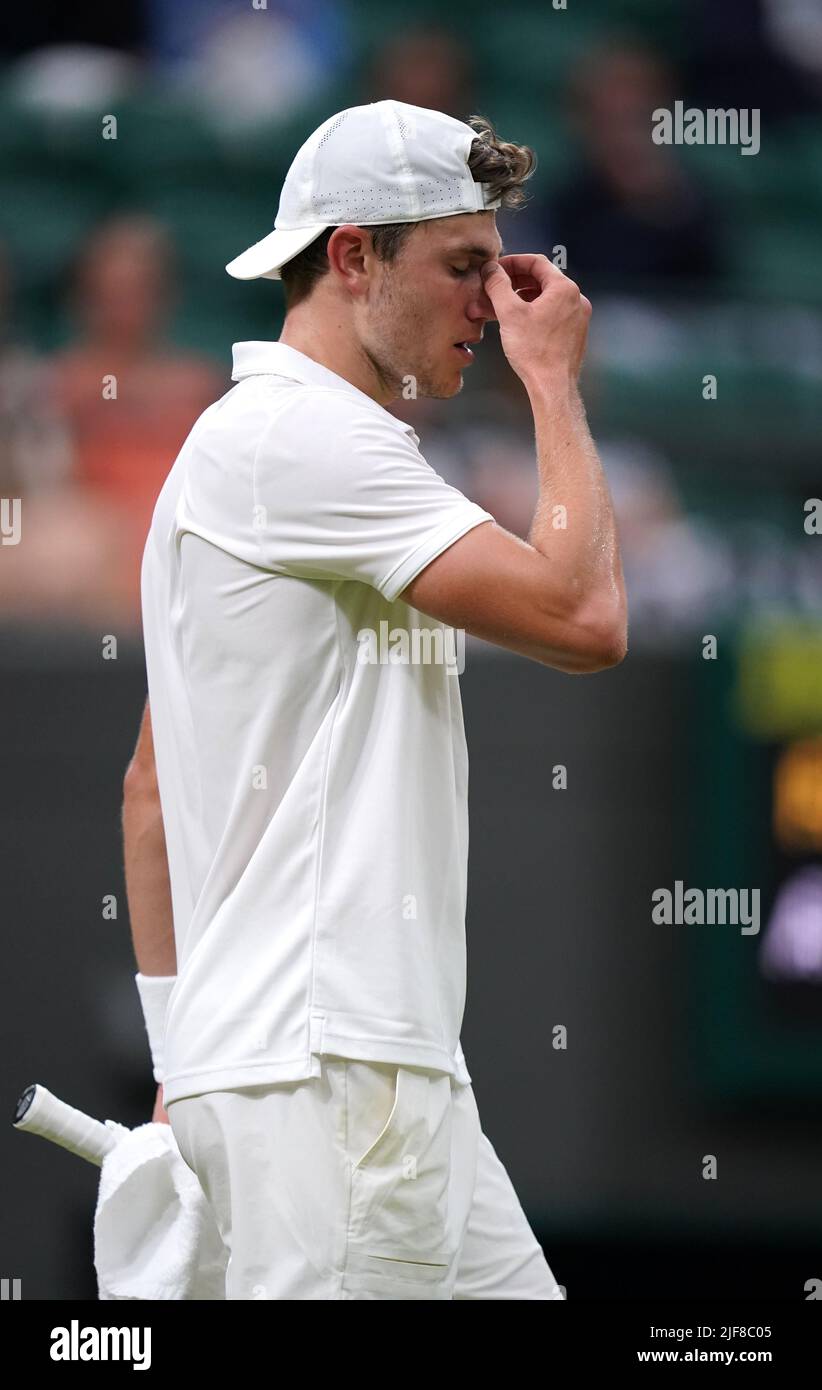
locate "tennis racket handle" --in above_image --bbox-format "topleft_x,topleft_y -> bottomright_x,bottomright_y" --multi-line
12,1083 -> 124,1166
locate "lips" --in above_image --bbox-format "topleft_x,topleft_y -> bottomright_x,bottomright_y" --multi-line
453,337 -> 480,362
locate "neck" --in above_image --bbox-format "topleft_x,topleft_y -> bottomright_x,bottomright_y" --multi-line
278,302 -> 395,406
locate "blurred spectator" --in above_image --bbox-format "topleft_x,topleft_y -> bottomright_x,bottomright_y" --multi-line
364,26 -> 476,118
0,243 -> 71,498
0,240 -> 139,627
544,44 -> 723,293
7,44 -> 142,113
48,215 -> 225,623
144,0 -> 350,129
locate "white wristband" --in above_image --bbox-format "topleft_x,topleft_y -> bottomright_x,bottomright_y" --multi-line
135,972 -> 176,1085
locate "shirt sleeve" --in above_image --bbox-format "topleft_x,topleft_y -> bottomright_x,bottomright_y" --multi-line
251,390 -> 495,603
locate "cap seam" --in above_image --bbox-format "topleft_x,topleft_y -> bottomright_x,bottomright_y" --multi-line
377,99 -> 419,220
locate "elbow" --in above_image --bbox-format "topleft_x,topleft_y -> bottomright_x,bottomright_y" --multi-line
565,640 -> 626,675
565,602 -> 629,674
591,622 -> 628,671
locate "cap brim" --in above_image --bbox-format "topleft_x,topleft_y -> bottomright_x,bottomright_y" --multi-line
225,223 -> 329,281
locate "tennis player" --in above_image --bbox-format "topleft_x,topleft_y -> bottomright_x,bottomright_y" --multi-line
124,99 -> 627,1300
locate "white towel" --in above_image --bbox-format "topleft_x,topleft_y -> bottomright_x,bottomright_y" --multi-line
94,1121 -> 228,1300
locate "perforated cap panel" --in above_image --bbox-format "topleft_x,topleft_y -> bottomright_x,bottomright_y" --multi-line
274,99 -> 501,231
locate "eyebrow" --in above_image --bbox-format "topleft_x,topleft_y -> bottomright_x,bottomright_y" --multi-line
445,240 -> 505,260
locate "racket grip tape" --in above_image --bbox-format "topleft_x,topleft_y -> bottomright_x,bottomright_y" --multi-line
12,1083 -> 123,1166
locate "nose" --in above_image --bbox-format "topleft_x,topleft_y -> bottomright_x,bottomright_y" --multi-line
467,276 -> 496,324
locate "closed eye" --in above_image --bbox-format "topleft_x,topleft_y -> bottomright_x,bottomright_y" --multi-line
449,265 -> 472,277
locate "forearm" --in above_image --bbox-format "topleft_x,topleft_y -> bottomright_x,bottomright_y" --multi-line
524,371 -> 626,622
122,764 -> 176,977
122,700 -> 175,1114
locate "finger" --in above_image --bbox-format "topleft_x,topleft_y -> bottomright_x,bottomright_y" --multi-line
497,253 -> 566,290
510,276 -> 542,302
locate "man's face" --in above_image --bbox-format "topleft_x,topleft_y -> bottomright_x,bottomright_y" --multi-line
358,212 -> 502,400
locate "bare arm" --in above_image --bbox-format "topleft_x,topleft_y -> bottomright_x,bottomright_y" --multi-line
402,254 -> 627,674
122,695 -> 175,1120
123,696 -> 176,973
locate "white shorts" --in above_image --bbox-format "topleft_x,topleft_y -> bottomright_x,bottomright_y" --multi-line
167,1055 -> 565,1300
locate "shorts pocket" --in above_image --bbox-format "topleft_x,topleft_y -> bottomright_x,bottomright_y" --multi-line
349,1062 -> 401,1171
342,1251 -> 451,1299
345,1066 -> 454,1290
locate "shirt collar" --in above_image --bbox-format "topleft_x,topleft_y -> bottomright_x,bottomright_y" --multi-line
230,341 -> 418,439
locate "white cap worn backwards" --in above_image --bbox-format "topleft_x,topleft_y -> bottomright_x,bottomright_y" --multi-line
225,99 -> 502,282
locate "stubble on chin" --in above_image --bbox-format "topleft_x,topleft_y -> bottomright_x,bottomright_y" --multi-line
417,366 -> 464,400
402,350 -> 466,401
366,311 -> 463,400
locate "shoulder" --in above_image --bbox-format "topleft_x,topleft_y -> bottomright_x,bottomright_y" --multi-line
255,381 -> 421,461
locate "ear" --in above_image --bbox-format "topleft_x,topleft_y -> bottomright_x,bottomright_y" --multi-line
326,225 -> 373,295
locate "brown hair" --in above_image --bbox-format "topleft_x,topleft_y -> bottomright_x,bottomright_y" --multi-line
279,114 -> 536,309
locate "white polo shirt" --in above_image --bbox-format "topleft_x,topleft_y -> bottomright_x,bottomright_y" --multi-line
141,340 -> 494,1105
